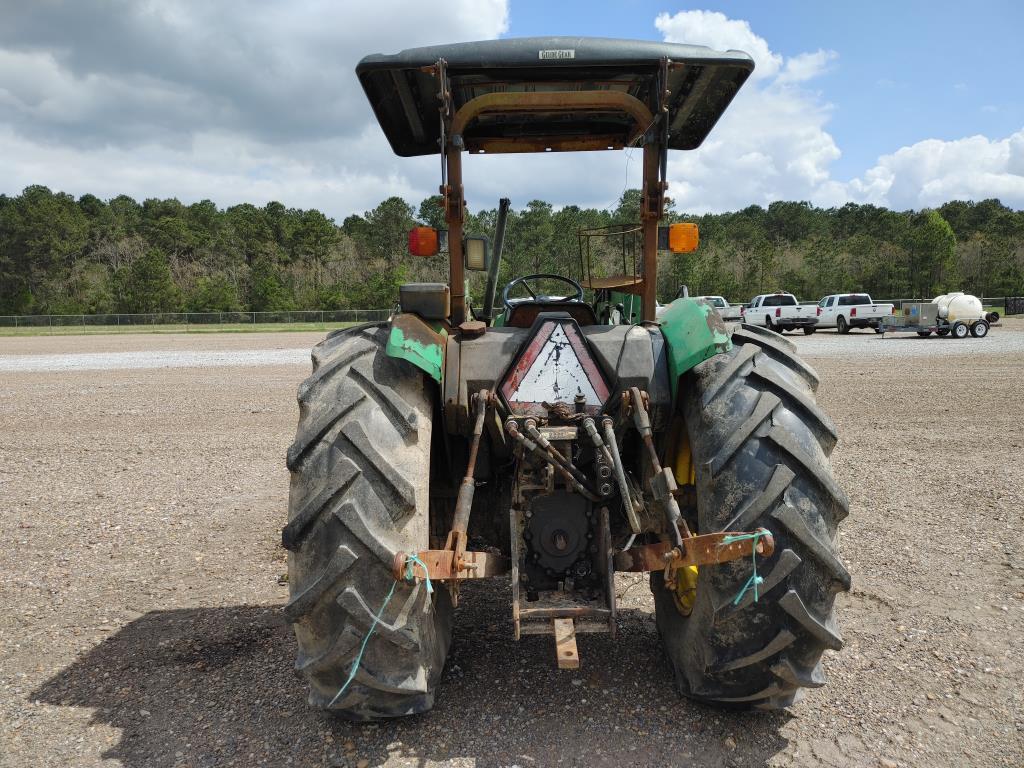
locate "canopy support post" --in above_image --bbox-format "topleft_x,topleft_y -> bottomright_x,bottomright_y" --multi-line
640,140 -> 665,322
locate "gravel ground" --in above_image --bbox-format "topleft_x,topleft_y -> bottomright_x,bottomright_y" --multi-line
0,348 -> 311,372
1,324 -> 1022,767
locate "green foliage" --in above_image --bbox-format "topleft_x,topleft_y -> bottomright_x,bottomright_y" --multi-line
248,256 -> 295,312
417,196 -> 446,229
187,274 -> 243,312
905,210 -> 957,296
113,249 -> 182,313
0,185 -> 1021,317
0,185 -> 89,313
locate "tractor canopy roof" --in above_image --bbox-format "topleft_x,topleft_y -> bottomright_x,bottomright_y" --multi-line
357,37 -> 754,157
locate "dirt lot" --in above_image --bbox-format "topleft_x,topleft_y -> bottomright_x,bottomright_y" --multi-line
2,324 -> 1022,767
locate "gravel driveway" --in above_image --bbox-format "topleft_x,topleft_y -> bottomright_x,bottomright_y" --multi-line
1,326 -> 1021,767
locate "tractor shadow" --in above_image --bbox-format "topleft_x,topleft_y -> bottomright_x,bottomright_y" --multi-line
33,582 -> 791,767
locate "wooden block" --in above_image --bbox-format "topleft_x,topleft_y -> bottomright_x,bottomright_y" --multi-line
553,618 -> 580,670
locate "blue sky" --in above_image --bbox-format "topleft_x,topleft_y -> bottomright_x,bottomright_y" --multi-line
507,0 -> 1024,180
1,1 -> 1022,216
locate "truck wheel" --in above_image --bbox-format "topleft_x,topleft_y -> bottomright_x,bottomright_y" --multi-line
952,321 -> 969,339
803,327 -> 816,335
917,331 -> 932,337
836,316 -> 849,335
970,320 -> 989,338
282,324 -> 452,720
765,315 -> 775,331
653,327 -> 850,709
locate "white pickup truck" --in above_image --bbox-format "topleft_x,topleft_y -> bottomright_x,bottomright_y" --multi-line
741,293 -> 818,333
815,293 -> 895,334
693,295 -> 743,321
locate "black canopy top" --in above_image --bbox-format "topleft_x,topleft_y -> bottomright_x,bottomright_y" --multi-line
357,37 -> 754,157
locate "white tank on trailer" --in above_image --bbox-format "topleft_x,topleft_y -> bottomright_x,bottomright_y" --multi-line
931,292 -> 984,322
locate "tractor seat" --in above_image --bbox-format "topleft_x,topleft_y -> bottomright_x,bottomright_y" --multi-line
505,300 -> 598,328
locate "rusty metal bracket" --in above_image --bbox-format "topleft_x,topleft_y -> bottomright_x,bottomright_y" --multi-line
447,390 -> 493,571
628,386 -> 687,548
434,58 -> 451,185
613,529 -> 775,575
393,549 -> 510,582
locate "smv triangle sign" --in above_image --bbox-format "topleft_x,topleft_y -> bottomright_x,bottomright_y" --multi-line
500,320 -> 610,416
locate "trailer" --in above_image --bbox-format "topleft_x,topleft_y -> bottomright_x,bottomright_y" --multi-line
879,295 -> 990,339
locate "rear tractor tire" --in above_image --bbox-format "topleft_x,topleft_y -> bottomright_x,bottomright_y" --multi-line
653,323 -> 850,709
282,324 -> 452,720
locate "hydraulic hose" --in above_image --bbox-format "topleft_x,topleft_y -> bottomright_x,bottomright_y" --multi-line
601,417 -> 642,534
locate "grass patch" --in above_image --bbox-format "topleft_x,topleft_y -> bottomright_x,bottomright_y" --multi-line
0,321 -> 362,337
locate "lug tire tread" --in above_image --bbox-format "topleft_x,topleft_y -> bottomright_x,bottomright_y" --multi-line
284,326 -> 452,720
652,330 -> 849,709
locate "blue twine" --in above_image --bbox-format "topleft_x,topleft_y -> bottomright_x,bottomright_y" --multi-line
405,554 -> 434,594
721,531 -> 766,606
327,554 -> 434,708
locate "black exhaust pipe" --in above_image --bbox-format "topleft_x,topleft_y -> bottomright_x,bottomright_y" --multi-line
479,198 -> 510,324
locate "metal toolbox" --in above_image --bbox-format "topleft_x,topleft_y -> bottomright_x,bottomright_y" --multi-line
903,302 -> 937,326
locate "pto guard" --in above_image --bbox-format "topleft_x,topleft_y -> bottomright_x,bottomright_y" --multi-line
658,298 -> 731,397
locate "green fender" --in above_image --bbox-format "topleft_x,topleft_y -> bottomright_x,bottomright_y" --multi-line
385,313 -> 447,384
658,298 -> 732,398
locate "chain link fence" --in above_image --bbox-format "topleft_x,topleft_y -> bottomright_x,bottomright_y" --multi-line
2,297 -> 1020,328
0,309 -> 392,328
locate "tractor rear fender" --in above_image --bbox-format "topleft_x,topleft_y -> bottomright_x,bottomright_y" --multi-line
385,312 -> 448,384
445,323 -> 672,434
658,298 -> 732,398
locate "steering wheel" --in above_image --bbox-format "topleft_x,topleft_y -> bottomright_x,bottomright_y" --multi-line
502,273 -> 584,311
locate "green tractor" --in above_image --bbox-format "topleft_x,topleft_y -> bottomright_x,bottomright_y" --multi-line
283,37 -> 849,719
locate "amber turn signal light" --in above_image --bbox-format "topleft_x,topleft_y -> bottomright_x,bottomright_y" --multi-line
408,226 -> 439,257
668,222 -> 699,253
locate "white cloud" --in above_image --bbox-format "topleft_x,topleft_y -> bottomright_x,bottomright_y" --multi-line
1,4 -> 1021,218
656,11 -> 781,79
0,0 -> 508,216
0,123 -> 442,221
777,50 -> 838,84
655,10 -> 1024,212
846,130 -> 1024,209
656,10 -> 841,213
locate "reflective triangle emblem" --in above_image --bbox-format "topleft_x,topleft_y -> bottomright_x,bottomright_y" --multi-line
500,319 -> 610,416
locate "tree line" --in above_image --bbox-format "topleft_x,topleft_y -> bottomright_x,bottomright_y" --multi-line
1,184 -> 1022,316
